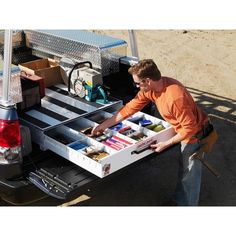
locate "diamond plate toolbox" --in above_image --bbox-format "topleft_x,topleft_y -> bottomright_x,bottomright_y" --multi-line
24,30 -> 128,76
0,61 -> 22,104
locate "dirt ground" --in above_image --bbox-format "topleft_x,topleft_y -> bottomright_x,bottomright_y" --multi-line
22,30 -> 235,207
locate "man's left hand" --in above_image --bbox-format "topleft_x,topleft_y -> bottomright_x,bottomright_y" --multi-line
150,141 -> 170,153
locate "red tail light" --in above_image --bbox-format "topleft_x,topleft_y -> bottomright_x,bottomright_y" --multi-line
0,120 -> 21,147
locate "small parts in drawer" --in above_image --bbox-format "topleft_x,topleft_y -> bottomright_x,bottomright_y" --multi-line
95,133 -> 112,142
118,126 -> 135,136
110,123 -> 123,131
80,127 -> 93,135
83,146 -> 109,161
110,123 -> 135,136
128,115 -> 165,132
127,115 -> 144,124
128,116 -> 153,127
69,141 -> 109,161
139,119 -> 152,127
102,137 -> 132,151
128,131 -> 147,141
68,141 -> 88,150
95,134 -> 132,151
146,123 -> 165,132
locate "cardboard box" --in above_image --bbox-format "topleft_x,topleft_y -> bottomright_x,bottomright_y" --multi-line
19,58 -> 63,87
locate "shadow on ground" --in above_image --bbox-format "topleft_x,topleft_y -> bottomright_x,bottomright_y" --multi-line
187,87 -> 236,206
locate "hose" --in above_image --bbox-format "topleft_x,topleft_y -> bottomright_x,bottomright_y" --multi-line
67,61 -> 92,95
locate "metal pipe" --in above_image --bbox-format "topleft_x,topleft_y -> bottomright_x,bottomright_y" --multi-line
2,30 -> 13,104
128,30 -> 139,59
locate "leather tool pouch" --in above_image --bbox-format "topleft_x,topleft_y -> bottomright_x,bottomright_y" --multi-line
200,127 -> 218,153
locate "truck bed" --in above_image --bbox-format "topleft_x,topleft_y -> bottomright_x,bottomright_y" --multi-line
3,82 -> 121,202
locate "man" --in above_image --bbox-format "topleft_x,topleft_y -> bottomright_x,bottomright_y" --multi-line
91,59 -> 210,206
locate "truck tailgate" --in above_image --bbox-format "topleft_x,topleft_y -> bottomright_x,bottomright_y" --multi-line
27,149 -> 98,200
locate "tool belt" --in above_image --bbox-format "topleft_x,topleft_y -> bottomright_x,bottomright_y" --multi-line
193,121 -> 218,153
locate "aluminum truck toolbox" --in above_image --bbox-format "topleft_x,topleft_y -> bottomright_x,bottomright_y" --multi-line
24,30 -> 127,76
44,111 -> 176,178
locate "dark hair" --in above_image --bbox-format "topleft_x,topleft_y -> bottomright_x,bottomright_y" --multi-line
128,59 -> 161,81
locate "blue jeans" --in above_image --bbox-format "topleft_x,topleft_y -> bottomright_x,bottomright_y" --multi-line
173,141 -> 203,206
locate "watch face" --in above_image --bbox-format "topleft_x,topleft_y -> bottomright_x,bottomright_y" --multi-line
74,79 -> 86,98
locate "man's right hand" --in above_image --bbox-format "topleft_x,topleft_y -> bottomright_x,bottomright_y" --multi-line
90,112 -> 124,137
91,124 -> 106,136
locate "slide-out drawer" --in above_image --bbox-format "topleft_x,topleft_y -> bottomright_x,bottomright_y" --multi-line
44,111 -> 175,178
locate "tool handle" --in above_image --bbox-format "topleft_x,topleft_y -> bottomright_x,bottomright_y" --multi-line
201,158 -> 221,178
190,151 -> 221,178
97,85 -> 107,102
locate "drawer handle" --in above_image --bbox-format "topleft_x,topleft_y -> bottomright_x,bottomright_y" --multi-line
131,141 -> 156,155
131,146 -> 153,155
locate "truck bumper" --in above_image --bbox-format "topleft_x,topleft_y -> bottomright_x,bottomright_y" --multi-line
0,162 -> 22,179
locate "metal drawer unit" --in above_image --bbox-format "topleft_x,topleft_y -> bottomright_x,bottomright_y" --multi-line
44,110 -> 176,178
24,30 -> 127,76
19,84 -> 123,148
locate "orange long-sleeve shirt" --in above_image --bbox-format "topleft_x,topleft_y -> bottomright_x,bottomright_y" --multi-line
118,77 -> 209,143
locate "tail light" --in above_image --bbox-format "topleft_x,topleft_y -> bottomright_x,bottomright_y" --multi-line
0,119 -> 21,147
0,106 -> 22,164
